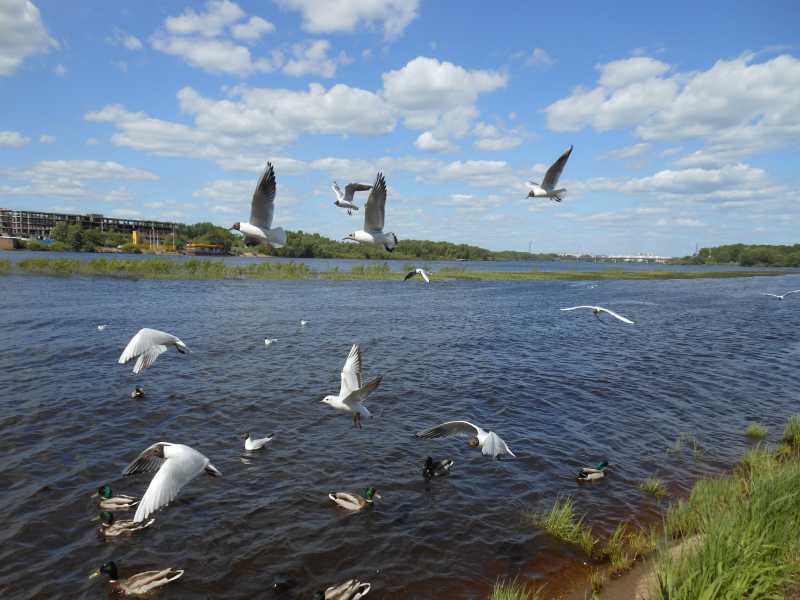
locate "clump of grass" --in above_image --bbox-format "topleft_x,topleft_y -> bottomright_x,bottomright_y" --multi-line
589,568 -> 607,594
745,423 -> 768,440
781,415 -> 800,450
0,258 -> 10,273
639,477 -> 668,498
601,523 -> 634,574
526,497 -> 596,555
489,577 -> 542,600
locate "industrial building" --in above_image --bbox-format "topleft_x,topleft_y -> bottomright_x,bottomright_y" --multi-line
0,208 -> 178,242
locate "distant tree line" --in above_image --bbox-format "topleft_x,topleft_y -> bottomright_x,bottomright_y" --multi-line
673,244 -> 800,267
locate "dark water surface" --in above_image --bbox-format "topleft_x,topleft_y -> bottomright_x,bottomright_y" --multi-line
2,271 -> 799,598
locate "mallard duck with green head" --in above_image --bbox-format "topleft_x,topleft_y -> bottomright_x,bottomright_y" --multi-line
577,460 -> 610,481
313,579 -> 371,599
328,487 -> 381,511
89,561 -> 183,597
94,484 -> 138,511
96,512 -> 154,538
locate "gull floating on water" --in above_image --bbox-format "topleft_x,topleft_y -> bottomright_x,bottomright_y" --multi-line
264,338 -> 277,346
404,268 -> 430,283
242,432 -> 274,451
321,344 -> 383,428
122,442 -> 221,523
763,290 -> 800,301
560,305 -> 634,324
343,173 -> 398,252
230,162 -> 287,248
118,328 -> 189,374
415,421 -> 516,459
97,324 -> 108,331
300,320 -> 309,326
527,145 -> 573,202
332,181 -> 372,215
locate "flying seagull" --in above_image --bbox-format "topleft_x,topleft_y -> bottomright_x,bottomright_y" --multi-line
321,344 -> 383,428
404,268 -> 430,283
560,306 -> 634,324
343,173 -> 398,252
527,145 -> 573,202
332,181 -> 372,215
118,328 -> 189,374
415,421 -> 516,459
763,290 -> 800,301
231,161 -> 287,248
122,442 -> 221,523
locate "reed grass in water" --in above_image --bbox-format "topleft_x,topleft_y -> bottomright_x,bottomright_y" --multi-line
745,422 -> 767,440
489,577 -> 543,600
526,497 -> 596,555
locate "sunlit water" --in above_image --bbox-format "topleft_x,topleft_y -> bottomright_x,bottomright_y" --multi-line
1,267 -> 799,598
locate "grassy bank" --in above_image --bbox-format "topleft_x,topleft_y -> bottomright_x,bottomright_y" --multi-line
8,257 -> 790,282
0,258 -> 10,273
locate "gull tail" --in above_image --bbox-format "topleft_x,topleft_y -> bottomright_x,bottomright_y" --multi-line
269,227 -> 287,248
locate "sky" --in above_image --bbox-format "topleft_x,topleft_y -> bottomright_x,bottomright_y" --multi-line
1,0 -> 799,256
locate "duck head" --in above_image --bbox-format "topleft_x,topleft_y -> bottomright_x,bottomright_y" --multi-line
99,511 -> 114,526
90,561 -> 118,581
95,484 -> 113,499
364,487 -> 381,501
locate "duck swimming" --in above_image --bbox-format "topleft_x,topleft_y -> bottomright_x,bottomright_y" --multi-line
94,484 -> 138,511
89,561 -> 183,597
423,456 -> 454,479
97,511 -> 154,538
130,386 -> 145,399
328,487 -> 381,511
314,579 -> 372,599
577,460 -> 610,481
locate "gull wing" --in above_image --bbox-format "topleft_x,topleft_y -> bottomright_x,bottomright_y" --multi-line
344,182 -> 372,202
415,420 -> 484,440
598,307 -> 635,324
343,375 -> 383,406
133,345 -> 167,374
339,344 -> 364,398
763,293 -> 782,298
128,444 -> 209,522
122,442 -> 171,476
403,270 -> 417,281
331,182 -> 343,201
482,431 -> 516,458
560,306 -> 597,312
542,145 -> 573,191
419,269 -> 430,283
250,162 -> 276,229
363,173 -> 386,232
783,290 -> 800,297
118,328 -> 179,365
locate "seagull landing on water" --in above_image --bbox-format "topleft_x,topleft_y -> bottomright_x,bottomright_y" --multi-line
527,145 -> 573,202
763,290 -> 800,301
230,162 -> 287,248
122,442 -> 221,523
404,268 -> 430,283
415,421 -> 516,459
560,306 -> 634,324
321,344 -> 383,429
343,173 -> 398,252
332,181 -> 372,215
118,328 -> 189,374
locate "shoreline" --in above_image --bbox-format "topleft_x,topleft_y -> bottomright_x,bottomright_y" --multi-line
1,257 -> 791,282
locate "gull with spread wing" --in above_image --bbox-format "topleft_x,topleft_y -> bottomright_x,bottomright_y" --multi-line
763,290 -> 800,301
118,328 -> 189,374
527,145 -> 573,202
404,268 -> 430,283
231,161 -> 286,248
415,421 -> 516,459
122,442 -> 221,523
332,181 -> 372,215
560,305 -> 634,324
321,344 -> 383,428
343,173 -> 398,252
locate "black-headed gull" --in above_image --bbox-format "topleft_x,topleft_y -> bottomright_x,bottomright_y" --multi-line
321,344 -> 383,428
230,162 -> 287,248
415,420 -> 516,459
560,305 -> 634,324
763,290 -> 800,301
343,173 -> 398,252
122,442 -> 221,523
242,432 -> 273,451
332,181 -> 372,215
404,268 -> 430,283
527,145 -> 573,202
118,328 -> 189,374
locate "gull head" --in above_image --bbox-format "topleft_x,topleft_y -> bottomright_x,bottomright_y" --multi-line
468,437 -> 480,449
240,431 -> 250,440
230,222 -> 241,231
321,395 -> 337,406
364,487 -> 381,502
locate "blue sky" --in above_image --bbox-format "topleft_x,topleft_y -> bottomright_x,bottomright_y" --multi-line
1,0 -> 798,255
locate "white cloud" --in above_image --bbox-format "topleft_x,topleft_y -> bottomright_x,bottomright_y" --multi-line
39,134 -> 55,144
0,0 -> 58,76
525,47 -> 554,68
276,0 -> 419,39
52,63 -> 66,77
472,122 -> 523,151
231,16 -> 275,42
0,130 -> 30,147
152,35 -> 274,75
108,27 -> 143,50
193,179 -> 255,201
598,57 -> 670,88
165,0 -> 244,37
414,131 -> 457,153
110,208 -> 142,218
283,39 -> 346,78
600,142 -> 650,160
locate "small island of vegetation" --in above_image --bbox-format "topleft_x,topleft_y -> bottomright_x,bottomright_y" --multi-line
672,243 -> 800,267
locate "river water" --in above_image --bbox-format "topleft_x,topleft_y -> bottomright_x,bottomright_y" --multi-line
1,263 -> 799,598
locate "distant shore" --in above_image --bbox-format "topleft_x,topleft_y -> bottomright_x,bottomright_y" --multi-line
1,257 -> 790,281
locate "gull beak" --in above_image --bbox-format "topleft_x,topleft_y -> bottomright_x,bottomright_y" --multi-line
89,569 -> 100,579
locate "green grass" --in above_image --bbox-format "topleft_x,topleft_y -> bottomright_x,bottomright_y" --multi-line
782,415 -> 800,449
0,258 -> 10,273
489,577 -> 543,600
745,422 -> 768,440
639,477 -> 668,498
8,257 -> 788,281
649,415 -> 800,599
526,497 -> 596,555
